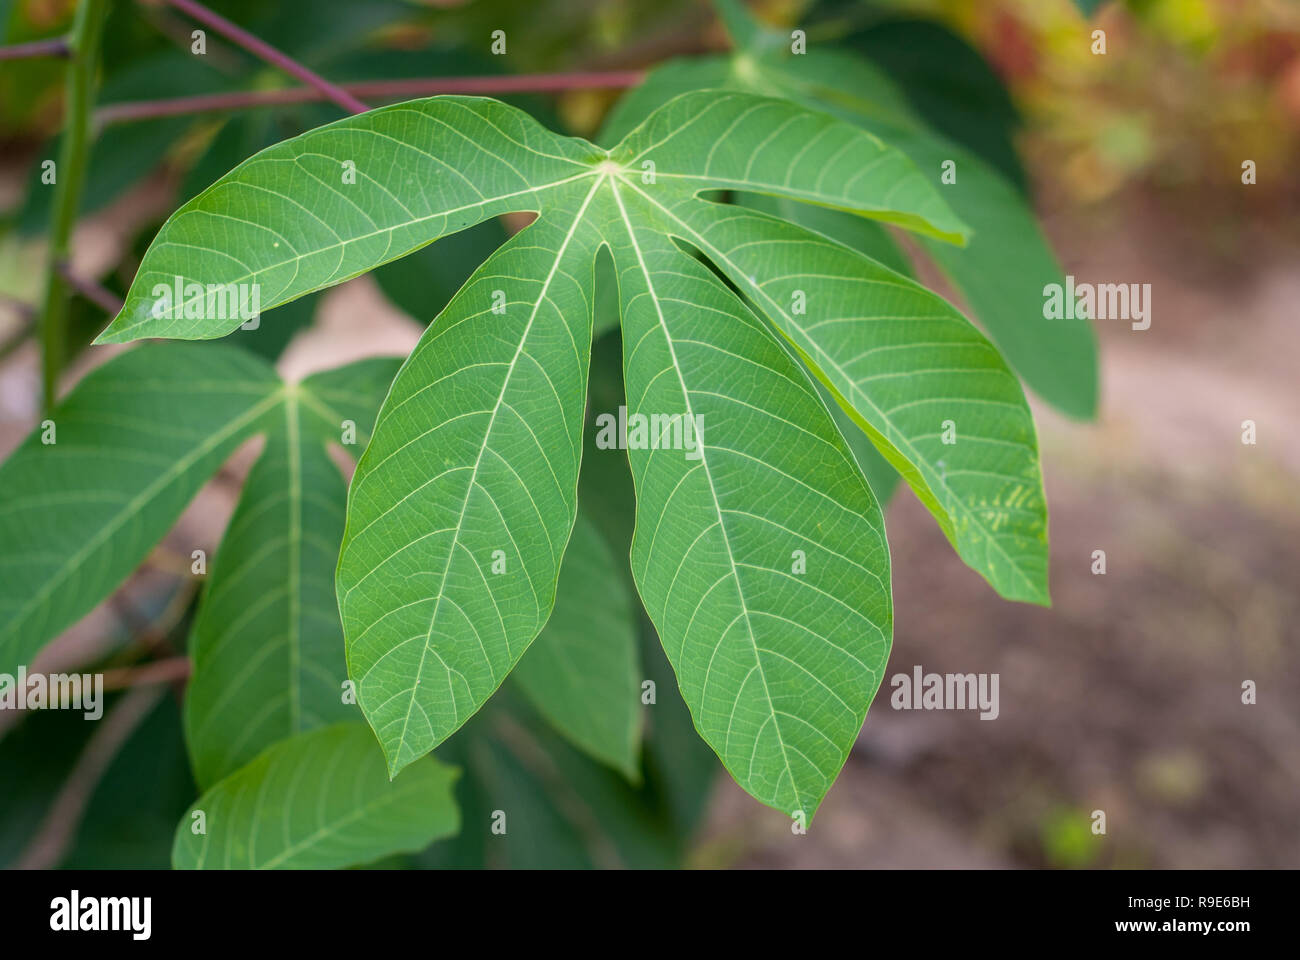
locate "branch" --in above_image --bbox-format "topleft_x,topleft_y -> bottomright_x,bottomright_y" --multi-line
16,686 -> 166,870
0,37 -> 71,61
97,71 -> 645,125
164,0 -> 368,115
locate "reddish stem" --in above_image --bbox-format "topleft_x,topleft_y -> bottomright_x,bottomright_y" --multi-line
164,0 -> 369,114
97,70 -> 644,126
100,656 -> 192,691
57,261 -> 124,315
0,37 -> 71,61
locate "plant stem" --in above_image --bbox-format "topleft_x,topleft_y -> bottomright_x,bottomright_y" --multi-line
0,37 -> 71,61
16,685 -> 166,869
101,656 -> 192,691
96,70 -> 645,126
164,0 -> 368,114
36,0 -> 107,412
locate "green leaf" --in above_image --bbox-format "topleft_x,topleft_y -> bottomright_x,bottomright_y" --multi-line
96,90 -> 1040,815
615,90 -> 967,244
172,723 -> 459,870
184,358 -> 400,789
338,183 -> 605,776
94,97 -> 601,344
604,179 -> 892,818
512,509 -> 641,780
0,344 -> 282,675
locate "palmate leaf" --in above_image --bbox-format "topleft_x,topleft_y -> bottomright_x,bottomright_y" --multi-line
172,723 -> 459,870
185,358 -> 400,789
93,89 -> 1047,816
0,344 -> 401,673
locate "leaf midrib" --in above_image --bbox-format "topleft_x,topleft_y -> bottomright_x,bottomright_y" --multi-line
285,388 -> 303,733
386,173 -> 605,768
609,176 -> 803,811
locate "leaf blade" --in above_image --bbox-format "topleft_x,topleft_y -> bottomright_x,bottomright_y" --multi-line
628,188 -> 1049,604
612,90 -> 969,244
603,177 -> 892,817
172,723 -> 459,870
0,344 -> 281,674
95,96 -> 598,345
337,178 -> 604,776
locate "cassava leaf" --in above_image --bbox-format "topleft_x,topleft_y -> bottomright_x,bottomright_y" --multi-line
184,358 -> 400,789
93,89 -> 1039,815
172,723 -> 459,870
0,344 -> 282,675
183,409 -> 347,788
512,509 -> 641,780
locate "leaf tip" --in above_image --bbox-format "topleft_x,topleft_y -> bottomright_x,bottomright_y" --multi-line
93,312 -> 138,346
